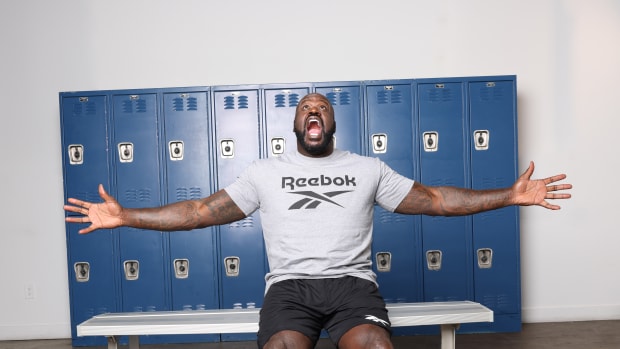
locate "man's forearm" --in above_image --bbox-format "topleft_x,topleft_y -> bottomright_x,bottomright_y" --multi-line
120,200 -> 204,231
432,186 -> 515,216
119,190 -> 246,231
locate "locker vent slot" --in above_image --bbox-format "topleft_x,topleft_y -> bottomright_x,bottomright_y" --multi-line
73,190 -> 103,204
478,83 -> 505,101
223,94 -> 250,110
71,100 -> 99,116
83,307 -> 109,319
224,96 -> 235,109
273,92 -> 301,108
175,187 -> 203,201
325,91 -> 351,106
482,294 -> 512,312
122,98 -> 148,113
378,210 -> 407,224
228,216 -> 254,228
171,96 -> 198,111
376,90 -> 403,104
124,188 -> 152,203
427,87 -> 453,103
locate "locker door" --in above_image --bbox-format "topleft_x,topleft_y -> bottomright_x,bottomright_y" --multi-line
263,86 -> 311,157
417,81 -> 472,302
111,92 -> 168,314
162,90 -> 220,341
314,83 -> 363,154
213,88 -> 265,341
365,82 -> 420,304
61,94 -> 116,346
469,78 -> 521,331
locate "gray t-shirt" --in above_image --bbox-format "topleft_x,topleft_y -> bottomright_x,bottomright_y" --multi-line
224,149 -> 414,291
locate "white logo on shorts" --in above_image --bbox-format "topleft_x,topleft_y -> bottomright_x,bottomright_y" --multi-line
364,315 -> 390,327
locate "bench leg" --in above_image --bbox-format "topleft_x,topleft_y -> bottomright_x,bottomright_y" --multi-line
439,324 -> 459,349
128,335 -> 140,349
106,335 -> 140,349
106,336 -> 118,349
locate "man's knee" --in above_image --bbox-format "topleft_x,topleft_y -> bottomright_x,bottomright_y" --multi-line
262,330 -> 314,349
338,324 -> 393,349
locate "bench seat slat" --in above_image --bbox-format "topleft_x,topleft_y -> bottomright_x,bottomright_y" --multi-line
77,301 -> 492,337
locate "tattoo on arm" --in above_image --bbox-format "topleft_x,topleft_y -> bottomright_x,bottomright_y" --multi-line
121,190 -> 245,231
396,183 -> 513,216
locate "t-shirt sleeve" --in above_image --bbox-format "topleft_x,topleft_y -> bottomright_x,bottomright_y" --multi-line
375,160 -> 415,212
223,163 -> 260,216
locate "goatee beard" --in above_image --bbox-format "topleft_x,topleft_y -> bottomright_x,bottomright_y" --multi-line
294,128 -> 336,156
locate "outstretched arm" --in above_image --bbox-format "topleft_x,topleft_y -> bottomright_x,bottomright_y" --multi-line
395,161 -> 572,216
64,184 -> 246,234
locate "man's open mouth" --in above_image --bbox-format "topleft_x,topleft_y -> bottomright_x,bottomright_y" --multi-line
306,117 -> 322,137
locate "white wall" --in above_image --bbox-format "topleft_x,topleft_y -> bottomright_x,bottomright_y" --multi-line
0,0 -> 618,340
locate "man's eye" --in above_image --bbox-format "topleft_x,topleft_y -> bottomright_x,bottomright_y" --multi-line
320,105 -> 327,110
302,105 -> 309,110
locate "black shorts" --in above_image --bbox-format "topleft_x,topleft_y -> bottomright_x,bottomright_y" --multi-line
257,276 -> 391,348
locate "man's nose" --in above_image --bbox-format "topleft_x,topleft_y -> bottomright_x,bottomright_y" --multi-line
308,105 -> 320,113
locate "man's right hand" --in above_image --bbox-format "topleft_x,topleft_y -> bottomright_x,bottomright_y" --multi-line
64,184 -> 124,234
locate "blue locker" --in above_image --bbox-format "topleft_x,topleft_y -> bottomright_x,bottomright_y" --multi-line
364,81 -> 421,304
212,87 -> 266,341
60,94 -> 116,346
416,80 -> 473,302
111,92 -> 169,316
161,89 -> 220,343
468,77 -> 521,332
263,85 -> 311,158
314,82 -> 364,154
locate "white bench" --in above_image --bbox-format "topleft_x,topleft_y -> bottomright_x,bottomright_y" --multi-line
77,301 -> 493,349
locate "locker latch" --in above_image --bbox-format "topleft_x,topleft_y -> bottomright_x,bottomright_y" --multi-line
124,260 -> 139,280
473,130 -> 489,150
423,132 -> 439,152
271,137 -> 285,156
224,256 -> 240,277
375,252 -> 392,272
372,133 -> 387,154
174,259 -> 189,279
68,144 -> 84,165
220,139 -> 235,158
477,248 -> 493,269
74,262 -> 90,282
426,250 -> 442,271
169,141 -> 184,161
118,142 -> 134,163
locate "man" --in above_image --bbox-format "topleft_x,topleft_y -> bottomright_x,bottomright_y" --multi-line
64,93 -> 572,349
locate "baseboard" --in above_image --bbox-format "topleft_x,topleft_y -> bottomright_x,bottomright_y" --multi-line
523,304 -> 620,323
0,322 -> 71,341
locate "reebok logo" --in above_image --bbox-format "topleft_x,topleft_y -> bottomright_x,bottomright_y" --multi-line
281,175 -> 356,190
288,190 -> 352,210
364,315 -> 390,327
283,174 -> 356,210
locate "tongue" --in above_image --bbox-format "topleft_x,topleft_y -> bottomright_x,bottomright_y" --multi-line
308,122 -> 322,137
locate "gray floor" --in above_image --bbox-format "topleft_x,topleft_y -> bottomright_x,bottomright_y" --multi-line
1,320 -> 619,349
